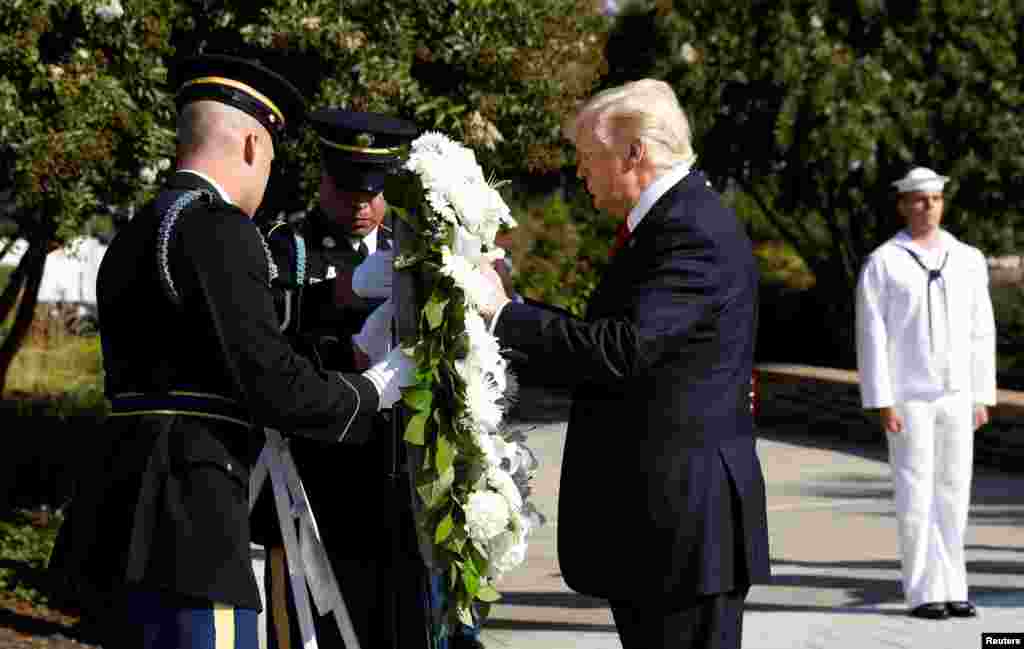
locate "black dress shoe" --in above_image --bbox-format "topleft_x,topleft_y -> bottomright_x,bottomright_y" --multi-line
946,601 -> 978,617
910,602 -> 949,619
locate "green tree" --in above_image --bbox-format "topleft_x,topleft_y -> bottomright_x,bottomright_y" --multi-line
0,0 -> 180,390
605,0 -> 1024,363
0,0 -> 612,392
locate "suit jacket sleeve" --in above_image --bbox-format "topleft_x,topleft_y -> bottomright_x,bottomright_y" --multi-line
494,224 -> 721,388
177,210 -> 380,442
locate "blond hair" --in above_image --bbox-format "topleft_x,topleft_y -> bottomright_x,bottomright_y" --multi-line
565,79 -> 696,173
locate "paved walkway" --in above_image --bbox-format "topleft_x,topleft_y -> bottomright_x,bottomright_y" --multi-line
476,390 -> 1024,649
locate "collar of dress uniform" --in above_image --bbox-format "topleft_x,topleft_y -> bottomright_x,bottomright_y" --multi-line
893,228 -> 953,260
308,206 -> 381,253
626,161 -> 694,234
351,226 -> 378,254
176,169 -> 234,205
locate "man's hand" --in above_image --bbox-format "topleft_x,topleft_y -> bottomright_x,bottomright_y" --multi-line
879,406 -> 903,434
493,257 -> 516,298
476,261 -> 512,321
352,298 -> 395,365
362,346 -> 416,410
974,404 -> 990,431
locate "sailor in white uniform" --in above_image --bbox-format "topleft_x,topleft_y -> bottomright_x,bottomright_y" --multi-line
856,166 -> 997,620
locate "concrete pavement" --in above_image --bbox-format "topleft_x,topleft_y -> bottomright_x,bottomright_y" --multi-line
478,390 -> 1024,649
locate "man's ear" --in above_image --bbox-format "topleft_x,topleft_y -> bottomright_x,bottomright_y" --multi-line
625,140 -> 645,169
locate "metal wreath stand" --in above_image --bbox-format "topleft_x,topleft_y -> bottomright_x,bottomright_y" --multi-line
247,210 -> 436,649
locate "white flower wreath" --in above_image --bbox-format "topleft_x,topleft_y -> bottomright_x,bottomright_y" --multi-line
392,132 -> 542,628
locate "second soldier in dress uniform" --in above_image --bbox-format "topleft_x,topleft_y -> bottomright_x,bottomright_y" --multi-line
253,109 -> 439,649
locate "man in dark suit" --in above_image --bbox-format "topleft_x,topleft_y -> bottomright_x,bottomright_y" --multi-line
477,79 -> 771,649
255,109 -> 444,649
48,55 -> 412,649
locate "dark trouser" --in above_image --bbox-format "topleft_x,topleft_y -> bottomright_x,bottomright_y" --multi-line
610,587 -> 749,649
265,546 -> 435,649
103,589 -> 258,649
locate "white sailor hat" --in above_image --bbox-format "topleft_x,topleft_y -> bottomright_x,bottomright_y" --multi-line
892,167 -> 949,194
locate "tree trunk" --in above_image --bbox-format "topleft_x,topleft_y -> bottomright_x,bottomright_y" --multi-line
0,241 -> 28,325
0,237 -> 48,394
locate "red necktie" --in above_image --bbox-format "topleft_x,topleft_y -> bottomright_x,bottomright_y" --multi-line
609,221 -> 631,257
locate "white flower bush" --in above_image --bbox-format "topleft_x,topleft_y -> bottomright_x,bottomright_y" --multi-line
94,0 -> 124,22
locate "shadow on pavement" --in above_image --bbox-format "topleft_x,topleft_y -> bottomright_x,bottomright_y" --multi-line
497,591 -> 609,609
744,602 -> 908,616
482,618 -> 618,633
967,544 -> 1024,553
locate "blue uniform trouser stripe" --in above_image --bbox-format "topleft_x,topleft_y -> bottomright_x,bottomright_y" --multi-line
117,590 -> 258,649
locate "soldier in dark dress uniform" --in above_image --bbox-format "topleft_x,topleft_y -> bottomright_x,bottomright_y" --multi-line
48,56 -> 413,649
254,109 -> 445,649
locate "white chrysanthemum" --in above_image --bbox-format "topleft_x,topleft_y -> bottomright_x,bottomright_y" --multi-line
487,529 -> 528,577
464,311 -> 504,377
452,225 -> 487,265
474,430 -> 500,467
493,437 -> 521,473
487,466 -> 522,512
407,132 -> 513,246
464,490 -> 511,542
439,247 -> 500,312
456,359 -> 504,433
157,158 -> 172,171
139,166 -> 157,184
95,0 -> 124,21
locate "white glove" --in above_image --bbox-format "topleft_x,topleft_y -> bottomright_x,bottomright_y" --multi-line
352,298 -> 395,365
362,345 -> 416,410
352,249 -> 394,299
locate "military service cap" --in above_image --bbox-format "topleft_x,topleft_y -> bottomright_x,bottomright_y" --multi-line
309,109 -> 419,194
173,54 -> 307,144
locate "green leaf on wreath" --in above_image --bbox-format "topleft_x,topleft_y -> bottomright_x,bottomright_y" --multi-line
404,412 -> 429,445
461,557 -> 481,596
435,510 -> 454,543
424,295 -> 448,330
477,601 -> 492,620
475,583 -> 501,603
403,387 -> 433,412
457,602 -> 475,627
445,526 -> 467,553
417,466 -> 455,509
435,432 -> 456,474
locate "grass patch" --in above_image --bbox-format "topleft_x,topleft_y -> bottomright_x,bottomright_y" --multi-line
0,509 -> 62,607
5,335 -> 104,403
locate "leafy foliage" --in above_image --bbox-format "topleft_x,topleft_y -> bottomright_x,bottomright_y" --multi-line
604,0 -> 1024,361
0,0 -> 179,243
500,188 -> 611,316
0,509 -> 62,606
0,0 -> 613,390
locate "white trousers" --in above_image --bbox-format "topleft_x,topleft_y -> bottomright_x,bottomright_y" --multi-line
888,392 -> 974,607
